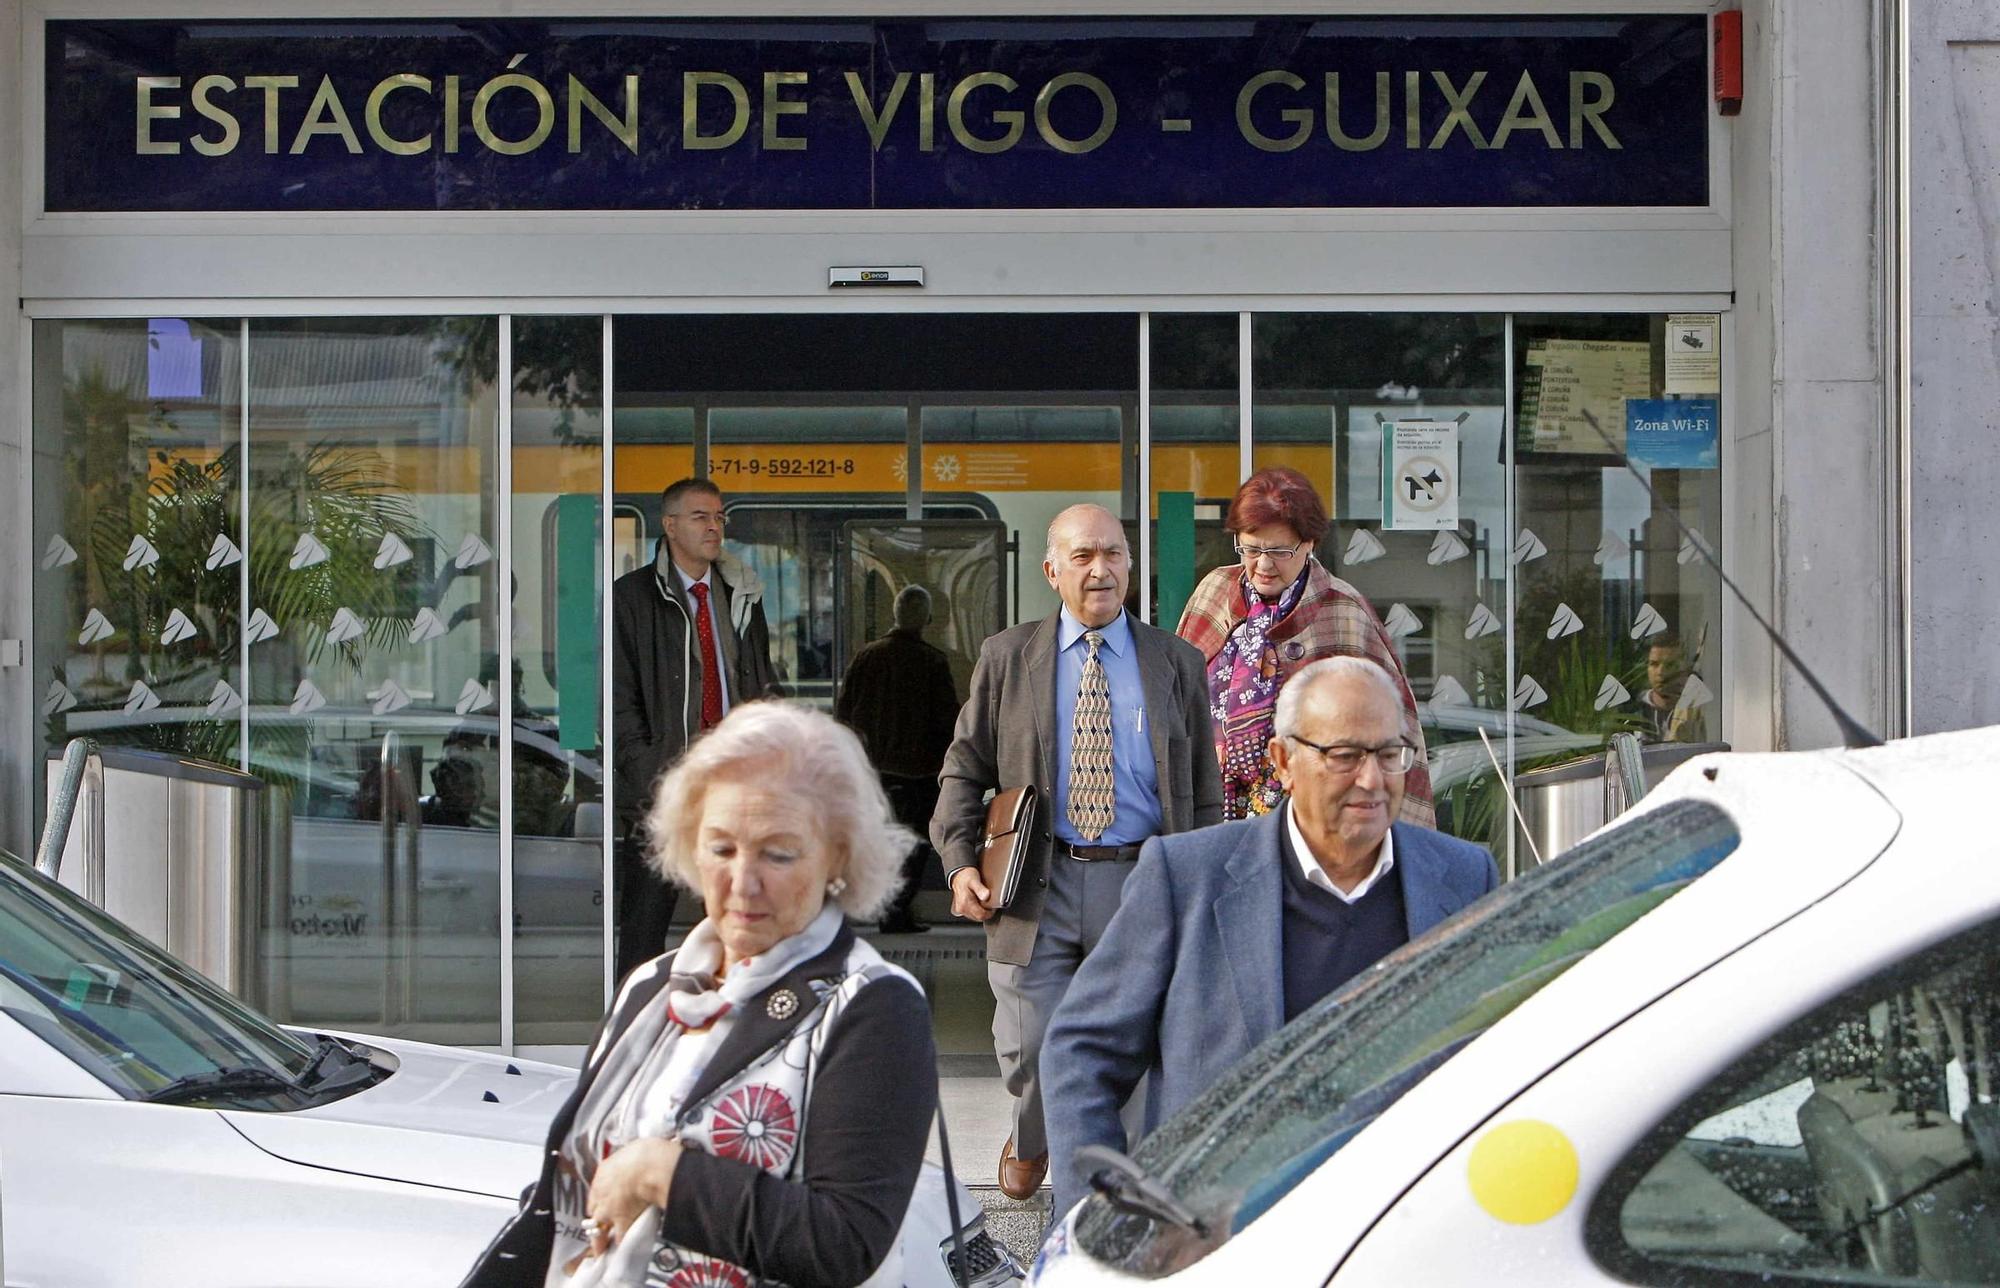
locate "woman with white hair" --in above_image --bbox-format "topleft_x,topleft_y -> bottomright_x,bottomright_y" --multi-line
461,701 -> 938,1288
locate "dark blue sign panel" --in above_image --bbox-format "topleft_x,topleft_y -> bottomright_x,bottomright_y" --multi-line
46,17 -> 1708,212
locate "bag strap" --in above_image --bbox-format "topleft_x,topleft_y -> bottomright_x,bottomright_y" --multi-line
936,1105 -> 970,1288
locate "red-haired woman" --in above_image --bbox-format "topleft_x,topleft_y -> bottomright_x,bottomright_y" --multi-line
1176,467 -> 1434,823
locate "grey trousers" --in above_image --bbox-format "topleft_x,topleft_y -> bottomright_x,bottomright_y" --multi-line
989,852 -> 1138,1160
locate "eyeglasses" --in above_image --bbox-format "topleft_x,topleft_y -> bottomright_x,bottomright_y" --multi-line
1234,541 -> 1303,563
1285,737 -> 1416,776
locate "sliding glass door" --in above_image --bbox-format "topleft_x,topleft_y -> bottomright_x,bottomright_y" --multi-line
30,305 -> 1725,1053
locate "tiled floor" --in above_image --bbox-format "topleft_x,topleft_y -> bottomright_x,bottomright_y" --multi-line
927,1074 -> 1018,1177
929,1076 -> 1052,1265
878,919 -> 1055,1265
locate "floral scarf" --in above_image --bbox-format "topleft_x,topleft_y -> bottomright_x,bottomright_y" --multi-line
1208,567 -> 1308,819
547,906 -> 845,1288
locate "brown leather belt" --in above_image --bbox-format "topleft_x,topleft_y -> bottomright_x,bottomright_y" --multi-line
1065,842 -> 1144,862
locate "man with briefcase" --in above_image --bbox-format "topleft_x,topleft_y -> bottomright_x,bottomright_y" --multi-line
930,503 -> 1222,1203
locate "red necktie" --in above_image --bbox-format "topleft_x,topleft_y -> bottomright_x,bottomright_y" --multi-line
690,582 -> 723,729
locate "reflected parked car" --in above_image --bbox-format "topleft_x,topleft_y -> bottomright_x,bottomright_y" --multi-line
1030,726 -> 2000,1285
54,702 -> 608,1030
0,844 -> 1017,1287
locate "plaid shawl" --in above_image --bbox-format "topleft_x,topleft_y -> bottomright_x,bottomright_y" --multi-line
1177,559 -> 1435,827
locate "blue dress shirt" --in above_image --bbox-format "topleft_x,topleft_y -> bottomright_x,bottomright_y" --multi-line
1053,608 -> 1162,847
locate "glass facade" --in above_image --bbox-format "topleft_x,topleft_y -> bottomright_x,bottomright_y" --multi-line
30,310 -> 1726,1049
31,318 -> 243,768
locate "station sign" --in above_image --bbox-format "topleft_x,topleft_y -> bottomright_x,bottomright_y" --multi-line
46,16 -> 1708,212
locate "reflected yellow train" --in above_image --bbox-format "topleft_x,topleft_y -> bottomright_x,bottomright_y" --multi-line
152,440 -> 1334,509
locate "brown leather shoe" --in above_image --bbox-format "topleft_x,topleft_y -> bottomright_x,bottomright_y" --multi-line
998,1134 -> 1048,1200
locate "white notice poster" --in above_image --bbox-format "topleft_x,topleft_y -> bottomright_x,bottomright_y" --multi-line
1382,420 -> 1460,531
1664,313 -> 1722,394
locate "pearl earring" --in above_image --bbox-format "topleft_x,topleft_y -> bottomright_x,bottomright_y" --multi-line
826,876 -> 849,898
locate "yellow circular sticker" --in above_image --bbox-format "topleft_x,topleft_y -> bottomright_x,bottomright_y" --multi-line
1466,1120 -> 1580,1224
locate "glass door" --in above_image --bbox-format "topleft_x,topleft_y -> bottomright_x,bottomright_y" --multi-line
509,316 -> 607,1049
27,304 -> 1726,1059
608,312 -> 1139,1064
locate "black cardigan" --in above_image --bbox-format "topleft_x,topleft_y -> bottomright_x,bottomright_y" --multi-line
458,926 -> 938,1287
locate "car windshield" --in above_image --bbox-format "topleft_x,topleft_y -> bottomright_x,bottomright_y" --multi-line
1075,797 -> 1742,1277
0,847 -> 316,1098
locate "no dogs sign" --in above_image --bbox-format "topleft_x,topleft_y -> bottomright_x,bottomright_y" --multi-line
1382,420 -> 1461,531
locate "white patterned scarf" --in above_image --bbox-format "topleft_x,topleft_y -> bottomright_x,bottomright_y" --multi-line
546,906 -> 845,1288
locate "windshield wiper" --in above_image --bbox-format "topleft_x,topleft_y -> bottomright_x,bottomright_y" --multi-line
142,1065 -> 298,1105
295,1035 -> 377,1094
1079,1145 -> 1211,1237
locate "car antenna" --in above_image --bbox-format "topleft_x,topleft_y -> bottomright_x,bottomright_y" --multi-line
1476,727 -> 1542,874
1577,408 -> 1882,749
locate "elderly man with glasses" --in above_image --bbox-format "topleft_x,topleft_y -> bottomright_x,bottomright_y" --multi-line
1041,655 -> 1496,1223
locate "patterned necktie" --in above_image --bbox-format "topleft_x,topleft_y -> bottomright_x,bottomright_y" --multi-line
1067,630 -> 1117,841
689,582 -> 723,729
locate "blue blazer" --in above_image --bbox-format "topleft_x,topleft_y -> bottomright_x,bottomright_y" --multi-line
1041,810 -> 1498,1219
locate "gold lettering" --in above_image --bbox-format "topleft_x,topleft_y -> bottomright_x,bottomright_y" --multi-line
684,72 -> 750,150
365,74 -> 433,155
845,71 -> 909,151
568,74 -> 639,154
136,76 -> 182,155
919,73 -> 936,151
1236,70 -> 1309,153
1034,72 -> 1116,154
1405,70 -> 1422,148
189,75 -> 239,156
1491,70 -> 1561,149
762,71 -> 809,151
947,72 -> 1022,153
1428,70 -> 1489,149
473,72 -> 555,155
1569,71 -> 1620,149
1324,72 -> 1390,151
445,75 -> 462,152
291,75 -> 362,155
243,76 -> 299,154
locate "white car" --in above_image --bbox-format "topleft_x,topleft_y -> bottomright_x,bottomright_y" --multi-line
1030,725 -> 2000,1287
0,845 -> 1016,1288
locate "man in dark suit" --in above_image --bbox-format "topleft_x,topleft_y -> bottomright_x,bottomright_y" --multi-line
610,477 -> 778,979
932,503 -> 1223,1202
1042,655 -> 1498,1219
836,584 -> 960,933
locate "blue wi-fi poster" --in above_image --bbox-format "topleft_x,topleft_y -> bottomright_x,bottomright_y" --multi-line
1626,398 -> 1719,469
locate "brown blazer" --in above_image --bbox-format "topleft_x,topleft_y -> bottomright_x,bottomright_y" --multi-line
930,611 -> 1224,965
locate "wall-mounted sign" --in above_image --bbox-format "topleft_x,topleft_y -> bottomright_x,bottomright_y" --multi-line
1381,419 -> 1461,531
1626,398 -> 1719,469
46,16 -> 1708,212
829,266 -> 924,289
1664,312 -> 1721,393
1519,337 -> 1653,454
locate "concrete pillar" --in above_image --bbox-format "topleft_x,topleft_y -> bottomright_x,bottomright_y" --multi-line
1758,0 -> 1894,749
1,0 -> 27,856
1911,3 -> 2000,734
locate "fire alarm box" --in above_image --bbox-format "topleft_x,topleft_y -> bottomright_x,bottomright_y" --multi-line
1715,11 -> 1744,115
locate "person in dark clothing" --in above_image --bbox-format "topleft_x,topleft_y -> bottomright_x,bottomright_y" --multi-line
610,478 -> 779,980
835,584 -> 960,934
457,702 -> 938,1288
420,754 -> 483,829
1041,656 -> 1497,1221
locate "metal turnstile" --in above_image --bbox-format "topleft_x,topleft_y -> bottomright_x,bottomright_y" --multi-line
1511,738 -> 1730,870
42,745 -> 269,1000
